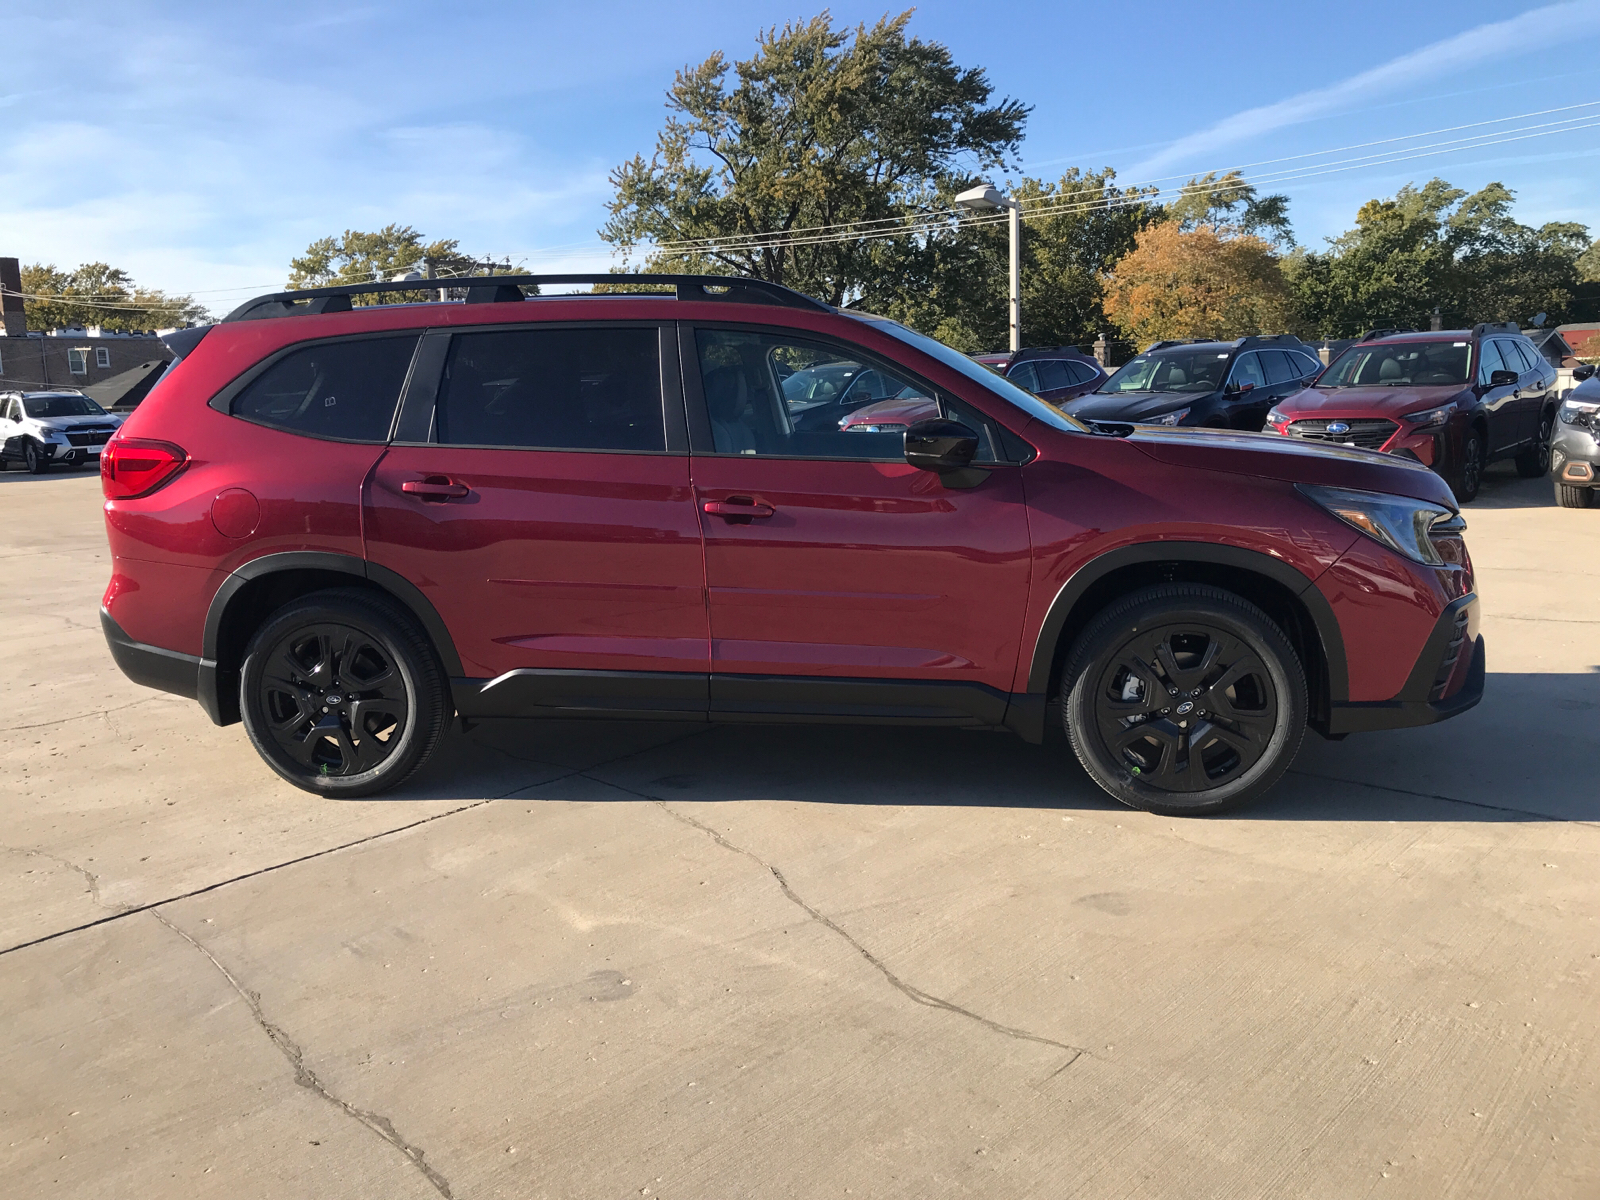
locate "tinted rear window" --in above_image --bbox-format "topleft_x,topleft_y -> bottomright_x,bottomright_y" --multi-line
436,327 -> 664,452
231,336 -> 418,441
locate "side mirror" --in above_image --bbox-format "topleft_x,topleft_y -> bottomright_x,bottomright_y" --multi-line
1574,364 -> 1595,381
1237,381 -> 1256,393
1489,368 -> 1519,388
905,418 -> 979,473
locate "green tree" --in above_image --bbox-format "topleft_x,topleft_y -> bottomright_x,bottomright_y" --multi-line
287,225 -> 497,305
19,262 -> 208,331
600,11 -> 1028,307
1167,170 -> 1293,247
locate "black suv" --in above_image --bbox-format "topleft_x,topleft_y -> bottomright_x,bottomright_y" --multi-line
1002,347 -> 1107,405
1063,336 -> 1323,430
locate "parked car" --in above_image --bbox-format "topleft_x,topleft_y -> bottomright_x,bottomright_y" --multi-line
1062,336 -> 1323,430
100,273 -> 1482,817
841,347 -> 1105,434
971,353 -> 1010,373
1264,324 -> 1558,503
1551,367 -> 1600,507
0,390 -> 124,473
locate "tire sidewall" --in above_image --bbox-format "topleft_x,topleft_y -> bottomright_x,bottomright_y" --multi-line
1453,431 -> 1482,503
1063,588 -> 1307,816
240,594 -> 441,797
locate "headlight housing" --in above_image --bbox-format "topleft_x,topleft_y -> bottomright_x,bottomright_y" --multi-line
1144,407 -> 1190,426
1297,484 -> 1462,566
1400,404 -> 1454,429
1265,407 -> 1289,426
1558,398 -> 1599,429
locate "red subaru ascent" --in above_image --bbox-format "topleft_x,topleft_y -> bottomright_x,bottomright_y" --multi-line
100,275 -> 1482,816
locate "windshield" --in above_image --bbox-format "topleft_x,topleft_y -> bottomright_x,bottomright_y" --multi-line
22,395 -> 107,418
1318,341 -> 1471,387
856,317 -> 1084,432
1099,349 -> 1231,394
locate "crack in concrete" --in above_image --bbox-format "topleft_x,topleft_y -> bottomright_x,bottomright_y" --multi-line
1,845 -> 119,910
1285,769 -> 1600,828
152,911 -> 453,1198
642,792 -> 1087,1071
1,698 -> 166,733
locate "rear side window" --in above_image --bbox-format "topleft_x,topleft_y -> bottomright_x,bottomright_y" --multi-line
231,335 -> 418,441
436,327 -> 664,452
1500,339 -> 1536,373
1036,360 -> 1072,391
1259,350 -> 1295,384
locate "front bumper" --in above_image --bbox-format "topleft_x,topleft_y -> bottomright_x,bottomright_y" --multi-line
1327,593 -> 1483,734
1551,423 -> 1599,487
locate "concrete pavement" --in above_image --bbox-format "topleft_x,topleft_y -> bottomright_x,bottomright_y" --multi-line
2,461 -> 1596,1198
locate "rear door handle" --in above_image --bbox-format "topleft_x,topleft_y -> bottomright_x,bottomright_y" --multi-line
402,477 -> 471,500
703,499 -> 775,519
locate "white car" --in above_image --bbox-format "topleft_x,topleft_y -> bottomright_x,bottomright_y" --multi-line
0,391 -> 125,474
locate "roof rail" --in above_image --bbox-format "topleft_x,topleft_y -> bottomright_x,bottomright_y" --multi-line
220,273 -> 833,324
1144,338 -> 1210,352
1358,327 -> 1417,342
1470,320 -> 1521,338
1236,333 -> 1309,350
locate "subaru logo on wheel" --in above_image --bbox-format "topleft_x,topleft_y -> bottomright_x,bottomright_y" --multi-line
1175,700 -> 1195,716
1327,421 -> 1351,435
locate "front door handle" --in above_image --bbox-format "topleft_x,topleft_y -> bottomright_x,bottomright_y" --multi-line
704,498 -> 775,520
402,477 -> 471,501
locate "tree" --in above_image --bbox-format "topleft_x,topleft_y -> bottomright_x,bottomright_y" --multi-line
19,262 -> 208,331
1167,170 -> 1293,247
1288,178 -> 1589,336
600,11 -> 1028,307
862,169 -> 1161,352
1102,223 -> 1297,346
287,225 -> 495,305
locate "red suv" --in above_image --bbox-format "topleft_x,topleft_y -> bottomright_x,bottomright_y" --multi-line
100,275 -> 1483,816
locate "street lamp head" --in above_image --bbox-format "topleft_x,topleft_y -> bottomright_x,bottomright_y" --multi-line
955,184 -> 1007,211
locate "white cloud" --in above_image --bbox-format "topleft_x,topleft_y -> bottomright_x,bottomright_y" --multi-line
1129,1 -> 1600,179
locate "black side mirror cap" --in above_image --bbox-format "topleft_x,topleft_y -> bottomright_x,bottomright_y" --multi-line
1489,368 -> 1519,387
905,417 -> 980,473
1573,364 -> 1595,381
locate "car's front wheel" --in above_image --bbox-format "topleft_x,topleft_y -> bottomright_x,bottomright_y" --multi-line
23,440 -> 47,475
1451,428 -> 1484,504
1062,584 -> 1307,816
240,589 -> 448,797
1555,481 -> 1595,508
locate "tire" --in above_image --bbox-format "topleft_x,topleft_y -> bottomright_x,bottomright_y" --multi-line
1555,482 -> 1595,508
239,588 -> 448,798
1515,410 -> 1553,478
1450,428 -> 1484,504
24,440 -> 47,475
1061,584 -> 1308,816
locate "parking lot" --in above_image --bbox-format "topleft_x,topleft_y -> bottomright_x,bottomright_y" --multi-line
2,461 -> 1597,1199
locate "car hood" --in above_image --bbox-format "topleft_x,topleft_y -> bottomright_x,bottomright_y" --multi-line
25,414 -> 122,431
1125,426 -> 1458,508
1275,384 -> 1467,417
1064,391 -> 1213,421
840,395 -> 938,426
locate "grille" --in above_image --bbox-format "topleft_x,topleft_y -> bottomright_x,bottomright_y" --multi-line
1285,418 -> 1398,450
66,431 -> 112,447
1428,608 -> 1472,701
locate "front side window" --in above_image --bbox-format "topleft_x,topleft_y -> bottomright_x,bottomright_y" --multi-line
1007,361 -> 1040,393
23,394 -> 106,418
231,335 -> 418,441
67,348 -> 88,375
1101,348 -> 1232,395
436,327 -> 664,452
1230,353 -> 1267,390
1475,340 -> 1506,385
696,329 -> 929,460
1320,340 -> 1472,388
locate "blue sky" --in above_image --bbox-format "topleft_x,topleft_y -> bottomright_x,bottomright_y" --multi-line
5,1 -> 1600,317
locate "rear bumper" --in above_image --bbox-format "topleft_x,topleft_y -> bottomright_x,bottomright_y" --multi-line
1327,593 -> 1483,733
101,608 -> 201,702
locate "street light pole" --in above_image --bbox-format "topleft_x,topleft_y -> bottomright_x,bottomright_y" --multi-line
955,184 -> 1021,353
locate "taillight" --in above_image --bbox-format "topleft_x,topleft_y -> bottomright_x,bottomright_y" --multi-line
101,436 -> 189,500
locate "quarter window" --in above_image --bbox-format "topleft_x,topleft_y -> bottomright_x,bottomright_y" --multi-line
695,329 -> 930,460
231,335 -> 418,442
436,327 -> 664,452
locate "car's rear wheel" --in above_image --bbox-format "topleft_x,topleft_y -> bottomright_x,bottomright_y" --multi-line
1062,584 -> 1307,816
1555,482 -> 1595,508
1451,428 -> 1484,503
240,589 -> 448,797
1515,410 -> 1553,478
24,441 -> 47,475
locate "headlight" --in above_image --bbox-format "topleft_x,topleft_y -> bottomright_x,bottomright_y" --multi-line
1559,398 -> 1599,428
1297,484 -> 1461,566
1144,407 -> 1190,426
1265,407 -> 1289,425
1400,404 -> 1453,429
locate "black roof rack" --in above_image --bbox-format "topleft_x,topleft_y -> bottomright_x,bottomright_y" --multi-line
1471,321 -> 1521,338
220,273 -> 833,324
1144,338 -> 1210,351
1236,333 -> 1311,350
1359,328 -> 1417,342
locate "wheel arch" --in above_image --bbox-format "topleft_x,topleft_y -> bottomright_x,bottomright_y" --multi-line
199,551 -> 462,726
1025,542 -> 1347,730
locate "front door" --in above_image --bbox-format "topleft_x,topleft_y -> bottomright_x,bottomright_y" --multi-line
685,325 -> 1033,725
364,322 -> 709,718
1476,340 -> 1522,455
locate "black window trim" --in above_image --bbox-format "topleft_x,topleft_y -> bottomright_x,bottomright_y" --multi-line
679,319 -> 1035,466
390,319 -> 687,456
207,329 -> 427,446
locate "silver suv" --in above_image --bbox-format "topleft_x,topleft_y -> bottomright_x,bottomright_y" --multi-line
1552,370 -> 1600,507
0,391 -> 124,474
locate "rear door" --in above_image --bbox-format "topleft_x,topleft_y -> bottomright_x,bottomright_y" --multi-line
1500,338 -> 1546,445
364,322 -> 709,717
685,324 -> 1033,725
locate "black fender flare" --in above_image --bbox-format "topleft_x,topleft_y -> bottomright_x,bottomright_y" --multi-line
198,550 -> 463,724
1022,541 -> 1349,703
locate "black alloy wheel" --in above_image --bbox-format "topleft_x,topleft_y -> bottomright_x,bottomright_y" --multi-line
1062,584 -> 1307,816
1515,410 -> 1553,478
240,589 -> 447,797
24,440 -> 46,475
1452,429 -> 1484,504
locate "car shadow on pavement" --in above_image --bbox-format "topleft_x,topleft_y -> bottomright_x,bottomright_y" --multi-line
392,669 -> 1597,824
1469,463 -> 1557,509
